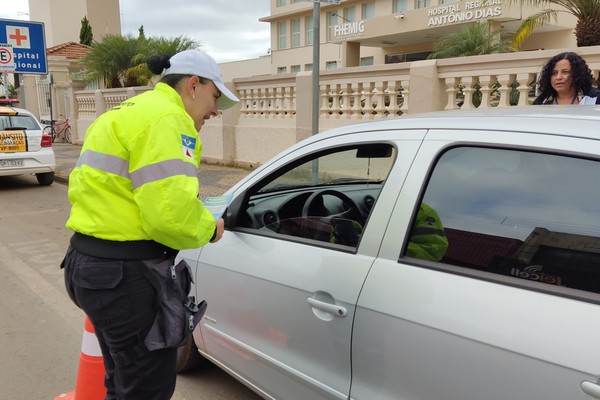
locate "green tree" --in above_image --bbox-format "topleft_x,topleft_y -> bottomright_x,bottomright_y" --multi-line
81,33 -> 199,88
123,35 -> 199,87
79,16 -> 93,46
428,21 -> 510,59
506,0 -> 600,49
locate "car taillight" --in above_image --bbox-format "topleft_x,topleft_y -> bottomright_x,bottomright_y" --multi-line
41,132 -> 52,147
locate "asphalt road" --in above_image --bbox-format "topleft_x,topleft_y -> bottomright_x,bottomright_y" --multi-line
0,172 -> 261,400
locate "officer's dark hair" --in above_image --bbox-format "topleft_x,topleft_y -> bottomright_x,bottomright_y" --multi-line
146,55 -> 209,88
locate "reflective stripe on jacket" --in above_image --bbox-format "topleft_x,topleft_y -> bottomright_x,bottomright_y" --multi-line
66,83 -> 216,250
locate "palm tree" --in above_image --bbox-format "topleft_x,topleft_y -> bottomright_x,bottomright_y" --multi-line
81,33 -> 199,88
506,0 -> 600,49
427,21 -> 510,59
123,35 -> 200,87
81,34 -> 140,88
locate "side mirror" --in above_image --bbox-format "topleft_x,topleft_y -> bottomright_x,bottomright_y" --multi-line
223,192 -> 246,229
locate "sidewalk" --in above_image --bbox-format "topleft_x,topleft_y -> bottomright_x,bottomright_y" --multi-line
52,143 -> 254,197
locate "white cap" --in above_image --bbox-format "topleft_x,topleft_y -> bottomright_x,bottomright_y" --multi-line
164,50 -> 239,110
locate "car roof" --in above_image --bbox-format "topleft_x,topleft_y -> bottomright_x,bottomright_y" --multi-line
314,105 -> 600,142
0,106 -> 34,117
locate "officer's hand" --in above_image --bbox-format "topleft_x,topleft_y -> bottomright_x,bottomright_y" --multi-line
210,218 -> 225,243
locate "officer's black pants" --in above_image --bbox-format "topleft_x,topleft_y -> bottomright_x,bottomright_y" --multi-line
63,246 -> 177,400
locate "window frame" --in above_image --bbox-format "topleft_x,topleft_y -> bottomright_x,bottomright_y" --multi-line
227,143 -> 397,251
291,18 -> 301,48
397,142 -> 600,304
278,21 -> 288,50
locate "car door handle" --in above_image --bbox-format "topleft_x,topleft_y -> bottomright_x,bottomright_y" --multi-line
307,297 -> 347,317
581,380 -> 600,398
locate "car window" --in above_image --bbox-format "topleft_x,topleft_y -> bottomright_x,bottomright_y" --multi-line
235,144 -> 395,248
407,146 -> 600,295
0,114 -> 40,130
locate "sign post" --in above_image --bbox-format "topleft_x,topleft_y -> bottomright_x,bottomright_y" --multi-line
0,44 -> 14,97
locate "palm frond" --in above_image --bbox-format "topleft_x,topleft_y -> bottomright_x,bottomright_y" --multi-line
510,9 -> 557,50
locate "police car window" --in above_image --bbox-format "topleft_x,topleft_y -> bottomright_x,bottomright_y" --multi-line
238,144 -> 395,248
411,146 -> 600,295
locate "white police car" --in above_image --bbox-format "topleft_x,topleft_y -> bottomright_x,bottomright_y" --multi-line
0,106 -> 55,185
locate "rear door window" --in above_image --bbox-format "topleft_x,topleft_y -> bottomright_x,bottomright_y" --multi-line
410,146 -> 600,295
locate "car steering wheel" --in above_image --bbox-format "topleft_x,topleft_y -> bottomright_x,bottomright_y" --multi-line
301,189 -> 364,243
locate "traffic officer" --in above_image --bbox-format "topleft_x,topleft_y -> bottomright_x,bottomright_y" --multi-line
406,203 -> 449,261
61,49 -> 239,400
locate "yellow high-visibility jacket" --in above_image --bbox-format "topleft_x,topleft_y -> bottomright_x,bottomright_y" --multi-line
66,83 -> 216,250
406,203 -> 449,261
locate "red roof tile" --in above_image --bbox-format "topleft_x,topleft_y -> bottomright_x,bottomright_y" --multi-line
47,42 -> 91,60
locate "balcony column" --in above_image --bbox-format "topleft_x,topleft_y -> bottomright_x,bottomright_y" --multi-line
221,82 -> 241,164
497,74 -> 515,108
516,73 -> 535,106
340,41 -> 360,68
478,75 -> 493,109
408,59 -> 446,114
445,77 -> 460,110
460,76 -> 477,109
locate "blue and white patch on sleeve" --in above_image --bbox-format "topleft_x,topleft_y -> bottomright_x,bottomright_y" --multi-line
181,134 -> 196,159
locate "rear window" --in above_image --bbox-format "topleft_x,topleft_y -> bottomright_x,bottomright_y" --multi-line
407,146 -> 600,295
0,114 -> 41,130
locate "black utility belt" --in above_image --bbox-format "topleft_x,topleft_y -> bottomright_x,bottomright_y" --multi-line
70,232 -> 178,260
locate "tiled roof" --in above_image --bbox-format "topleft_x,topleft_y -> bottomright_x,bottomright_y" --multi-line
47,42 -> 91,60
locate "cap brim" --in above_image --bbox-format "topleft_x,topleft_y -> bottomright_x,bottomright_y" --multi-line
214,81 -> 239,110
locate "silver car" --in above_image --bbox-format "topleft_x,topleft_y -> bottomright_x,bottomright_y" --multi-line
0,106 -> 55,185
177,106 -> 600,400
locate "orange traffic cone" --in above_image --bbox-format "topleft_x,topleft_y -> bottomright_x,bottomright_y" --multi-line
54,316 -> 107,400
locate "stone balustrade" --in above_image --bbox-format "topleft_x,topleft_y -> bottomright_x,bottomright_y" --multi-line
71,46 -> 600,167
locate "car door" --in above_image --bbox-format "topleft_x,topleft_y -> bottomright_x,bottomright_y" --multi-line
352,129 -> 600,400
190,131 -> 425,400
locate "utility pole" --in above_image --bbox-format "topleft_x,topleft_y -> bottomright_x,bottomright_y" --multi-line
308,0 -> 340,136
311,1 -> 320,136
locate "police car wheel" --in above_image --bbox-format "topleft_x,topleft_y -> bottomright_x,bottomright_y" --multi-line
36,172 -> 54,186
176,335 -> 206,373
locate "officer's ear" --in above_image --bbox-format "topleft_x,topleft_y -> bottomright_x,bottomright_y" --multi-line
184,76 -> 200,100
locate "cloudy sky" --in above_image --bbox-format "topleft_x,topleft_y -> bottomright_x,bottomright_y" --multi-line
0,0 -> 272,63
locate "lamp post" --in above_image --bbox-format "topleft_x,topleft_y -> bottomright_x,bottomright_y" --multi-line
307,0 -> 340,136
331,12 -> 351,23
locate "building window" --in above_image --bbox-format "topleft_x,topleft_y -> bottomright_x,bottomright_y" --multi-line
277,66 -> 288,74
416,0 -> 431,8
291,0 -> 302,3
360,56 -> 374,66
306,16 -> 314,45
305,63 -> 313,71
327,12 -> 337,42
291,19 -> 301,47
344,6 -> 356,22
393,0 -> 407,13
362,2 -> 375,19
441,0 -> 459,3
291,65 -> 301,73
278,22 -> 287,49
385,51 -> 430,63
326,61 -> 338,70
276,0 -> 285,6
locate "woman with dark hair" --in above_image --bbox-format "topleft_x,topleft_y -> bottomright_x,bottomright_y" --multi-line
533,52 -> 600,105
